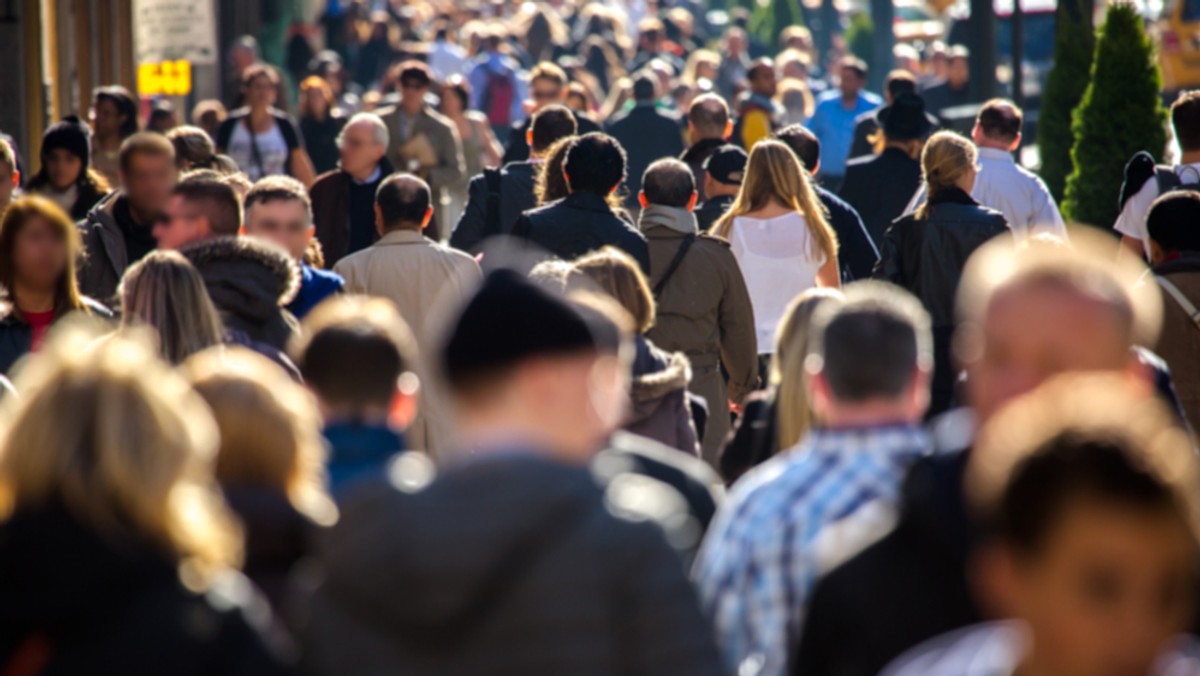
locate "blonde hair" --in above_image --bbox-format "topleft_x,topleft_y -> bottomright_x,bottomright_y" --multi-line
772,288 -> 844,450
120,251 -> 225,364
916,131 -> 977,220
0,329 -> 239,579
712,140 -> 838,264
184,347 -> 336,526
566,247 -> 656,334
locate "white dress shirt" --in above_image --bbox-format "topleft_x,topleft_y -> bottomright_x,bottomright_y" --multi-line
1114,162 -> 1200,258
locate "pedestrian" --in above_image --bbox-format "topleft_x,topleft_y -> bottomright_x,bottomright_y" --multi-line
439,75 -> 504,228
243,176 -> 344,319
513,133 -> 651,273
78,132 -> 177,306
501,61 -> 601,164
309,112 -> 395,265
297,269 -> 725,676
696,280 -> 934,676
607,73 -> 685,208
119,250 -> 226,365
167,126 -> 238,174
1145,191 -> 1200,431
680,94 -> 734,201
468,29 -> 525,140
451,104 -> 576,252
839,93 -> 931,246
848,70 -> 934,160
0,196 -> 110,375
0,332 -> 294,674
712,139 -> 840,367
921,46 -> 972,123
216,65 -> 316,186
298,75 -> 347,175
88,85 -> 140,187
26,117 -> 110,221
806,57 -> 882,189
694,144 -> 745,232
876,131 -> 1009,415
732,58 -> 782,150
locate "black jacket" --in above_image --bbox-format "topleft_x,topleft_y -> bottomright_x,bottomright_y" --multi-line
502,111 -> 601,164
718,389 -> 780,486
450,160 -> 538,253
839,147 -> 924,247
298,455 -> 724,675
0,504 -> 295,675
848,109 -> 940,162
816,186 -> 880,282
309,156 -> 395,266
0,298 -> 112,375
222,486 -> 318,615
181,236 -> 302,352
695,194 -> 736,233
680,138 -> 729,202
514,192 -> 651,273
607,104 -> 686,205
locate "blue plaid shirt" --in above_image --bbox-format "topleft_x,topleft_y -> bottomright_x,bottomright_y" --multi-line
694,424 -> 930,676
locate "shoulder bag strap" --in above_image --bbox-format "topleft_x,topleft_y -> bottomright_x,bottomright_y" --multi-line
245,118 -> 267,178
652,234 -> 697,298
1157,276 -> 1200,328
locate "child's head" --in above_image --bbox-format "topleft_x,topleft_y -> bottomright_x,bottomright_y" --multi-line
1147,190 -> 1200,265
970,374 -> 1200,675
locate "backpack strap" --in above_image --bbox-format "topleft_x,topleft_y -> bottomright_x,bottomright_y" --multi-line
1156,166 -> 1183,195
652,234 -> 697,298
483,168 -> 503,237
1157,276 -> 1200,328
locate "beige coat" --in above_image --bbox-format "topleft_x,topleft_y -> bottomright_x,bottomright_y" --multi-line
334,229 -> 482,455
376,105 -> 465,238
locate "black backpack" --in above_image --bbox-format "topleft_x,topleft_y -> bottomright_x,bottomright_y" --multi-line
1119,150 -> 1200,211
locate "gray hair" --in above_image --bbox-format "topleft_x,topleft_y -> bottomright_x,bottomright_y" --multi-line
338,113 -> 389,149
806,280 -> 933,403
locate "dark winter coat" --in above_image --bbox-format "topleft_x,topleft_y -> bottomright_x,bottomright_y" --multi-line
815,185 -> 880,282
606,104 -> 686,206
0,504 -> 296,675
625,337 -> 698,455
839,147 -> 924,247
76,191 -> 127,307
0,298 -> 112,375
695,194 -> 736,233
181,236 -> 301,352
680,138 -> 730,202
298,454 -> 725,676
514,192 -> 651,273
310,156 -> 395,266
718,389 -> 780,486
222,485 -> 318,615
450,160 -> 538,253
502,112 -> 601,164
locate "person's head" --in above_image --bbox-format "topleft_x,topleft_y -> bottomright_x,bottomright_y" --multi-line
120,132 -> 178,218
916,131 -> 978,218
39,117 -> 91,191
774,123 -> 821,175
165,126 -> 220,173
725,27 -> 747,56
290,295 -> 420,426
1147,190 -> 1200,264
0,196 -> 85,312
713,139 -> 837,265
0,330 -> 237,580
565,82 -> 592,114
956,233 -> 1161,425
771,288 -> 844,451
154,178 -> 241,249
687,93 -> 732,144
631,73 -> 657,104
440,75 -> 470,118
243,176 -> 313,261
299,76 -> 335,120
637,17 -> 664,52
146,100 -> 178,135
563,133 -> 627,198
839,56 -> 868,98
639,158 -> 697,211
90,85 -> 139,140
1170,90 -> 1200,154
529,62 -> 568,110
241,64 -> 279,111
805,281 -> 932,425
375,173 -> 432,234
0,139 -> 18,209
191,100 -> 227,139
528,104 -> 577,157
702,144 -> 748,200
119,250 -> 224,364
883,69 -> 918,104
337,113 -> 388,179
947,45 -> 970,88
969,375 -> 1200,676
566,247 -> 656,334
229,35 -> 260,71
535,136 -> 576,205
184,347 -> 335,525
875,92 -> 932,156
395,60 -> 434,114
781,25 -> 814,53
974,98 -> 1023,152
893,43 -> 922,75
441,269 -> 631,463
748,58 -> 778,98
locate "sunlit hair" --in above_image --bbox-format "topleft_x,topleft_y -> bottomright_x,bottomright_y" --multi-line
0,196 -> 88,318
535,136 -> 575,206
772,288 -> 843,450
712,139 -> 838,265
299,76 -> 336,119
916,131 -> 977,220
0,328 -> 239,579
566,247 -> 656,334
120,251 -> 225,365
184,347 -> 336,526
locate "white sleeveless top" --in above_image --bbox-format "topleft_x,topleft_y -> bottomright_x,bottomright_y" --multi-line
728,212 -> 826,353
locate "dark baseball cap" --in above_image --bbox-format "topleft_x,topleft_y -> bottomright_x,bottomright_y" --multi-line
704,145 -> 747,186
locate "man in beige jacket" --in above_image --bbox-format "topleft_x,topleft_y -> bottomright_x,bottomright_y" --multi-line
335,173 -> 481,455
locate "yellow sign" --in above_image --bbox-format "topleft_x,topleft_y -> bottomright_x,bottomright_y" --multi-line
138,60 -> 192,96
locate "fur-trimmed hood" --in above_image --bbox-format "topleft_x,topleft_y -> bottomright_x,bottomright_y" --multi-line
630,338 -> 691,404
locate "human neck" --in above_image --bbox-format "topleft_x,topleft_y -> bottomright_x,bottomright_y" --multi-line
348,163 -> 380,182
841,91 -> 859,106
1180,149 -> 1200,165
95,132 -> 121,150
125,198 -> 157,227
383,224 -> 422,236
977,138 -> 1013,152
249,106 -> 271,123
820,399 -> 916,429
14,283 -> 56,313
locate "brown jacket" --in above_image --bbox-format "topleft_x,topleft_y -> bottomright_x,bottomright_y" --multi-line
1153,255 -> 1200,432
639,205 -> 759,404
310,157 -> 395,267
376,105 -> 465,235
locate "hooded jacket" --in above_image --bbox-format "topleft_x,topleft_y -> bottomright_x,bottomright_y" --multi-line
299,455 -> 724,676
625,337 -> 698,455
0,504 -> 295,675
680,138 -> 731,202
181,236 -> 301,352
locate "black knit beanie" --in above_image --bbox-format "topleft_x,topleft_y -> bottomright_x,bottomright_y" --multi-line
40,116 -> 92,171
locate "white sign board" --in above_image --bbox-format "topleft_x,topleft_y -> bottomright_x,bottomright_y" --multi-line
133,0 -> 218,66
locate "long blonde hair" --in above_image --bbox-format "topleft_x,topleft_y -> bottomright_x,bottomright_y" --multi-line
183,347 -> 336,526
711,139 -> 838,265
0,328 -> 239,579
772,288 -> 844,450
120,251 -> 225,365
916,131 -> 977,221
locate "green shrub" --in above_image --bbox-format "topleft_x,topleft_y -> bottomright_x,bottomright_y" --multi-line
845,12 -> 874,70
1037,0 -> 1094,202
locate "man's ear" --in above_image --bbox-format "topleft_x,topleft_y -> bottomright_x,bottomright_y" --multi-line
687,191 -> 698,212
724,120 -> 733,140
526,128 -> 534,148
388,389 -> 419,429
375,204 -> 385,237
239,225 -> 248,236
811,159 -> 820,177
420,206 -> 433,231
1009,132 -> 1022,153
306,226 -> 315,244
638,192 -> 648,209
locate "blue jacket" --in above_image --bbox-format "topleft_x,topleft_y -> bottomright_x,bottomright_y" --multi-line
323,422 -> 406,498
287,263 -> 343,319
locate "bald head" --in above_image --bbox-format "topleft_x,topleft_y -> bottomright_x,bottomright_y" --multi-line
688,93 -> 730,140
339,113 -> 388,179
375,173 -> 431,232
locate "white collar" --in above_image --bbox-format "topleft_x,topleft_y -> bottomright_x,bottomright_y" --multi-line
352,166 -> 383,185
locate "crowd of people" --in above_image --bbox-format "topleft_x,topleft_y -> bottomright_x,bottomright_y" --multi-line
3,2 -> 1200,674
